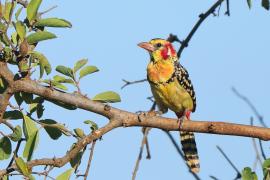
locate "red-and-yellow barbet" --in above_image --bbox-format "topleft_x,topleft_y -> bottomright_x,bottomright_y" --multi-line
138,38 -> 200,173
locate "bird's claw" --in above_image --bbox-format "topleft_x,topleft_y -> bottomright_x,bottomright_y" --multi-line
177,116 -> 185,130
177,110 -> 191,130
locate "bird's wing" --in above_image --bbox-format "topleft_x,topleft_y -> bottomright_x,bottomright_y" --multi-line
175,62 -> 197,112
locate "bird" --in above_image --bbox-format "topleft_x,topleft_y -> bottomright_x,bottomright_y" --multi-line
138,38 -> 200,173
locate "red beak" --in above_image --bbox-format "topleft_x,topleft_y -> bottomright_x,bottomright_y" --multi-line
138,42 -> 155,52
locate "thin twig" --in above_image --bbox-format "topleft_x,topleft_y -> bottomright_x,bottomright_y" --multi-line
39,5 -> 58,16
3,120 -> 15,131
259,139 -> 266,160
121,79 -> 147,89
164,131 -> 200,180
144,102 -> 157,159
16,0 -> 28,8
250,117 -> 262,168
84,140 -> 96,180
144,135 -> 151,159
225,0 -> 230,16
177,0 -> 225,58
7,138 -> 25,168
132,127 -> 150,180
216,145 -> 241,179
232,87 -> 267,128
43,166 -> 54,180
232,87 -> 267,163
31,171 -> 55,180
209,175 -> 219,180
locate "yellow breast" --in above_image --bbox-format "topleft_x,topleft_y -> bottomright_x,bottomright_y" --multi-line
147,61 -> 174,83
150,78 -> 194,113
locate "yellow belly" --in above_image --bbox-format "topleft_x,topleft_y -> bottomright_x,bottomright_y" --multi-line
150,79 -> 193,113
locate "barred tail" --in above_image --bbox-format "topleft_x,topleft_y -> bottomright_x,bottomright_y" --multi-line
180,131 -> 200,173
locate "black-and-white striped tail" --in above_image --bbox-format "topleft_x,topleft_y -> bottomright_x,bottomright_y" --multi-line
180,131 -> 200,173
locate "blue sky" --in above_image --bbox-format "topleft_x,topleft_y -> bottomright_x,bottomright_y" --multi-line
1,0 -> 270,179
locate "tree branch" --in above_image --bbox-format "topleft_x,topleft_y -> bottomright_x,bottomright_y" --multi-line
83,140 -> 96,180
121,79 -> 147,89
0,120 -> 122,176
216,145 -> 241,179
232,87 -> 266,127
1,62 -> 270,176
0,64 -> 269,140
177,0 -> 225,58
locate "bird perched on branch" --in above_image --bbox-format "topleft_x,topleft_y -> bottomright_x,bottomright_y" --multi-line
138,38 -> 200,173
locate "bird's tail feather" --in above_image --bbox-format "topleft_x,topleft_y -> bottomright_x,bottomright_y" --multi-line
180,131 -> 200,173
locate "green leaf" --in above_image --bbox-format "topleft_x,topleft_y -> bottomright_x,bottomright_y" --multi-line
23,114 -> 38,139
14,92 -> 23,106
53,81 -> 68,91
0,33 -> 11,46
74,59 -> 88,73
4,2 -> 13,22
92,91 -> 121,103
0,77 -> 7,93
262,0 -> 270,10
35,18 -> 72,28
3,110 -> 23,120
15,7 -> 23,21
21,92 -> 34,104
242,167 -> 258,180
247,0 -> 252,9
15,157 -> 30,176
56,65 -> 74,78
27,0 -> 42,22
23,131 -> 39,161
36,103 -> 44,118
30,51 -> 52,78
263,158 -> 270,178
11,32 -> 20,47
84,120 -> 98,131
15,21 -> 26,41
50,100 -> 77,110
29,175 -> 35,180
74,128 -> 85,138
54,124 -> 71,136
79,66 -> 99,79
69,144 -> 83,171
2,175 -> 8,180
53,75 -> 74,84
9,125 -> 22,142
40,119 -> 62,140
0,137 -> 12,160
29,103 -> 38,115
27,31 -> 57,44
56,168 -> 74,180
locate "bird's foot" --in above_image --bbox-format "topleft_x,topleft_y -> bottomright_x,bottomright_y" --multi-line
136,110 -> 162,122
177,110 -> 191,130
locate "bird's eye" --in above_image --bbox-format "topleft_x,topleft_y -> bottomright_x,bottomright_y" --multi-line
156,43 -> 162,48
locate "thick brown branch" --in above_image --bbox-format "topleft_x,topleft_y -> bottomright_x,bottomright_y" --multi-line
1,63 -> 270,176
0,63 -> 14,122
0,64 -> 269,140
0,89 -> 13,120
9,81 -> 270,141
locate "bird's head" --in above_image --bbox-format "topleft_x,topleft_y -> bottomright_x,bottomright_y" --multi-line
138,38 -> 177,63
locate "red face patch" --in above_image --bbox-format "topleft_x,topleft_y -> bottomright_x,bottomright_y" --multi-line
160,46 -> 169,59
160,43 -> 176,60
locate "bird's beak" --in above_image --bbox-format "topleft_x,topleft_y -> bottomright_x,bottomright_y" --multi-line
137,42 -> 155,52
